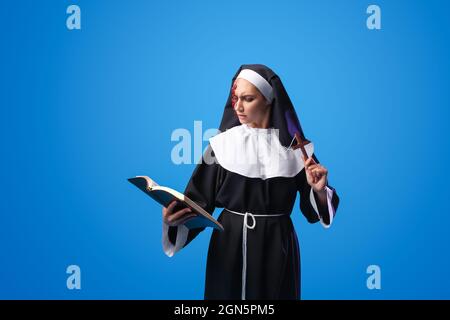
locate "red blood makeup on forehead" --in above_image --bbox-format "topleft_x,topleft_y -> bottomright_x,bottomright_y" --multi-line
231,80 -> 238,108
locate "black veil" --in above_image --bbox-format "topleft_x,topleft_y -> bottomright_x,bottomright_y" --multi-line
217,64 -> 308,148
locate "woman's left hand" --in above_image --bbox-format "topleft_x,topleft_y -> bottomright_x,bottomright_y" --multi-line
303,155 -> 328,193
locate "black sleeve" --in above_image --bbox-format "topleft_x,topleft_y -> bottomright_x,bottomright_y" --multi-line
168,144 -> 223,247
296,153 -> 340,224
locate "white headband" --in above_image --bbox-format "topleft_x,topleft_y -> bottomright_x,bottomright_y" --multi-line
236,69 -> 274,103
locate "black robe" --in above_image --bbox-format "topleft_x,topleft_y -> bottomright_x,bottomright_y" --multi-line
165,145 -> 340,300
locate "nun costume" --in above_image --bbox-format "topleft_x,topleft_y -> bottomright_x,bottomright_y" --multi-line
162,64 -> 340,300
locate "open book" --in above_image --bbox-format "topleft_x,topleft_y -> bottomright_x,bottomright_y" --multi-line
128,176 -> 224,231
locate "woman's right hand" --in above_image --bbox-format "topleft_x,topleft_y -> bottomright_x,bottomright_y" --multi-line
162,200 -> 197,227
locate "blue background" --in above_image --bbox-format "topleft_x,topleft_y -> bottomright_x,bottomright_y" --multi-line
1,0 -> 449,299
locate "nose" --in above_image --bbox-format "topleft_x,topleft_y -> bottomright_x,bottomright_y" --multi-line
234,98 -> 244,112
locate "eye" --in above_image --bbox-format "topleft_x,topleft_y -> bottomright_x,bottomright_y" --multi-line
244,97 -> 254,102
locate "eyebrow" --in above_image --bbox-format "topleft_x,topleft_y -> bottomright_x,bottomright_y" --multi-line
234,92 -> 255,96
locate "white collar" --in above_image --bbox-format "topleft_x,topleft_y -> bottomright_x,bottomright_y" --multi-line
209,124 -> 314,180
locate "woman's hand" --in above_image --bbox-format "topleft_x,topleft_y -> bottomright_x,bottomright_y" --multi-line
162,200 -> 197,227
303,155 -> 328,194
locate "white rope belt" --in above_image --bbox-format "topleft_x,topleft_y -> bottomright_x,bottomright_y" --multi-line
224,208 -> 289,300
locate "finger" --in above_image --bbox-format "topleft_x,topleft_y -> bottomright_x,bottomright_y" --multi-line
174,214 -> 197,226
316,173 -> 323,182
311,167 -> 322,175
305,157 -> 317,170
166,200 -> 177,211
316,164 -> 327,174
308,168 -> 315,181
304,157 -> 313,167
313,172 -> 327,186
313,168 -> 328,178
164,201 -> 177,217
316,170 -> 327,181
163,201 -> 174,217
306,164 -> 314,174
313,169 -> 323,181
305,167 -> 314,180
313,171 -> 319,182
308,168 -> 320,179
168,207 -> 192,222
171,206 -> 192,220
307,157 -> 316,165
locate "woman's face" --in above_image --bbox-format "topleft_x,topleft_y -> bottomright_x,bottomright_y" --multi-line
232,78 -> 271,128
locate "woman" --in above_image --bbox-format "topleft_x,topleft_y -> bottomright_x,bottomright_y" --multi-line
161,64 -> 340,300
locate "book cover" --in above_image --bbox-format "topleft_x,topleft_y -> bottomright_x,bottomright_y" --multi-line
128,176 -> 224,231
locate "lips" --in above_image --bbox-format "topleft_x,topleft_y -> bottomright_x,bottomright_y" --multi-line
237,114 -> 246,117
